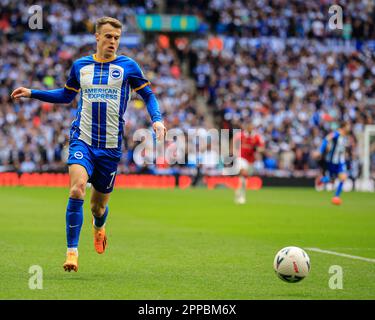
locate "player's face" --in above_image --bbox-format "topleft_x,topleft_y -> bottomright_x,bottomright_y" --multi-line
246,123 -> 253,132
96,24 -> 121,58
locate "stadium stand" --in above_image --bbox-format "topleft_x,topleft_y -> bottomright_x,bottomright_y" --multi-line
1,0 -> 374,180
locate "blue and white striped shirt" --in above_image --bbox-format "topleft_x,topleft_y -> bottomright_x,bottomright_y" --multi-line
31,54 -> 162,150
321,131 -> 347,165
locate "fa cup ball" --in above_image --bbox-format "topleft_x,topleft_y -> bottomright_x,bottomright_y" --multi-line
273,246 -> 310,283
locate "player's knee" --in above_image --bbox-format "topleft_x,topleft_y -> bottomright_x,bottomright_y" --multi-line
91,202 -> 106,217
240,169 -> 248,177
69,181 -> 86,199
339,173 -> 347,181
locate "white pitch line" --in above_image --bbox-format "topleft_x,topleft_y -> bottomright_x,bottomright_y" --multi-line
305,247 -> 375,263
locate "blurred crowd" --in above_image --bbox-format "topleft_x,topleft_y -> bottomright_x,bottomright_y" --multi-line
168,0 -> 375,40
0,0 -> 157,37
0,33 -> 207,173
1,0 -> 374,178
193,36 -> 375,177
2,0 -> 374,39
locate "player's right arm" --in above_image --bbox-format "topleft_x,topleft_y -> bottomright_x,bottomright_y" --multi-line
11,62 -> 80,104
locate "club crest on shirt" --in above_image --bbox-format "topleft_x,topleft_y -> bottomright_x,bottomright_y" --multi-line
74,151 -> 83,159
110,68 -> 122,80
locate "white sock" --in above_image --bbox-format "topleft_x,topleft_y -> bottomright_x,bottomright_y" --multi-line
67,248 -> 78,256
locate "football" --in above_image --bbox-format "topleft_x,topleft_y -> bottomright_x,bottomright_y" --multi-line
273,246 -> 311,283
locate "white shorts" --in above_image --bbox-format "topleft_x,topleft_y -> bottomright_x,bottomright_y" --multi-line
234,157 -> 254,175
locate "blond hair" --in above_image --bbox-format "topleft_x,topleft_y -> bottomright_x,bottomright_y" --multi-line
95,17 -> 122,33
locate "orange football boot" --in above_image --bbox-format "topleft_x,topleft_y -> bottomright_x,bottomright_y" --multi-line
331,196 -> 342,205
63,251 -> 78,272
93,221 -> 107,254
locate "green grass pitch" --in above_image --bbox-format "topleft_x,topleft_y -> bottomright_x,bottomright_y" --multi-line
0,186 -> 374,300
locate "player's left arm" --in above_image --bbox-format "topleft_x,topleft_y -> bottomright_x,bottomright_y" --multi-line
128,60 -> 166,141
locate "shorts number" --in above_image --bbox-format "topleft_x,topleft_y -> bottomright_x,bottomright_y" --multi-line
107,171 -> 117,189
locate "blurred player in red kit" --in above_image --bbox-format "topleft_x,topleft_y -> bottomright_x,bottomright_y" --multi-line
233,122 -> 265,204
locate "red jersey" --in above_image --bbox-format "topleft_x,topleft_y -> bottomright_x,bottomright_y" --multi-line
234,131 -> 264,163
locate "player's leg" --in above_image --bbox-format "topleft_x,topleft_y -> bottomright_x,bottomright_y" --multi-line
319,174 -> 331,185
64,139 -> 94,272
90,187 -> 110,254
89,152 -> 120,254
91,187 -> 110,227
315,159 -> 330,189
63,164 -> 89,271
234,158 -> 249,204
331,162 -> 347,205
332,171 -> 347,205
336,173 -> 346,197
238,169 -> 248,203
